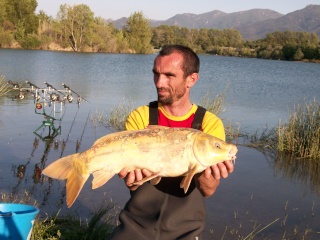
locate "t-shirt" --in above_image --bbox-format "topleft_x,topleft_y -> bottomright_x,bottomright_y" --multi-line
125,103 -> 225,141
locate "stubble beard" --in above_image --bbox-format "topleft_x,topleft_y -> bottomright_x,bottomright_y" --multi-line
157,87 -> 186,105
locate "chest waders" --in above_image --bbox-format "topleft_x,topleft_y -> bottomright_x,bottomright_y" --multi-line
111,101 -> 207,240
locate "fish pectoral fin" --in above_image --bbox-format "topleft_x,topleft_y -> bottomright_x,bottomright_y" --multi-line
132,172 -> 160,186
180,164 -> 199,193
92,170 -> 114,189
150,176 -> 162,185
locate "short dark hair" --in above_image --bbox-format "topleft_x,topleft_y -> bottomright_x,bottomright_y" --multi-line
158,45 -> 200,78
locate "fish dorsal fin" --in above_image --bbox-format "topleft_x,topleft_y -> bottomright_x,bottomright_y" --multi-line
146,125 -> 169,130
180,164 -> 200,193
92,129 -> 139,146
92,170 -> 114,189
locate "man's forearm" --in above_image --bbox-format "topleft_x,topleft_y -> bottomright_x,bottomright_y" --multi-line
195,173 -> 220,197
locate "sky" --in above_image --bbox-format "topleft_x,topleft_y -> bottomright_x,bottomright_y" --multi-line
36,0 -> 320,20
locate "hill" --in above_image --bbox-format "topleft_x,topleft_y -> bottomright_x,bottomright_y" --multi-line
113,5 -> 320,40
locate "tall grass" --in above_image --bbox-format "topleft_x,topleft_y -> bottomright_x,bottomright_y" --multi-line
90,99 -> 136,132
248,99 -> 320,159
277,99 -> 320,159
199,86 -> 228,116
0,75 -> 11,97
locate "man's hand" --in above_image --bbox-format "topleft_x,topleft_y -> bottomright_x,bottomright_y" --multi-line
196,160 -> 234,197
204,160 -> 234,180
118,168 -> 152,191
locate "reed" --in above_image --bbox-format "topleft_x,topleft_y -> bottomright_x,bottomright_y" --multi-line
103,100 -> 136,131
0,75 -> 11,97
247,99 -> 320,159
199,86 -> 228,116
277,99 -> 320,159
91,99 -> 135,132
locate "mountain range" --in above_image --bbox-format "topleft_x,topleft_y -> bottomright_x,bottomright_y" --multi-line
112,4 -> 320,40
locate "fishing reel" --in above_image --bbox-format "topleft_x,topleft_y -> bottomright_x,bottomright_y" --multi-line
8,80 -> 20,89
66,94 -> 73,103
50,93 -> 60,102
18,91 -> 25,100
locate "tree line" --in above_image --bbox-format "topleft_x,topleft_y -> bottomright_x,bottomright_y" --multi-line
0,1 -> 319,61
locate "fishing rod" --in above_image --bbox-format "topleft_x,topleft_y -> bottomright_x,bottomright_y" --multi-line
7,80 -> 20,89
62,83 -> 89,104
8,80 -> 33,100
44,81 -> 67,102
76,112 -> 90,153
59,107 -> 80,158
26,80 -> 41,90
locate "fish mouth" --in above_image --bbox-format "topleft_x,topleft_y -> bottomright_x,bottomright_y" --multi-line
228,147 -> 238,161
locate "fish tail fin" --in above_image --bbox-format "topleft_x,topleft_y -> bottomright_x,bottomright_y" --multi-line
66,167 -> 89,208
42,154 -> 77,180
42,153 -> 90,208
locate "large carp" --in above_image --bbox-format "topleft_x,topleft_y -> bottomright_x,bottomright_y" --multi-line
42,126 -> 238,207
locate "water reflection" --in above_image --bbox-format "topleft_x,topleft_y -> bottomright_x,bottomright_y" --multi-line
272,152 -> 320,196
12,138 -> 39,193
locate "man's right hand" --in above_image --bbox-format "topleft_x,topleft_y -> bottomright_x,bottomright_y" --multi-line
118,168 -> 152,191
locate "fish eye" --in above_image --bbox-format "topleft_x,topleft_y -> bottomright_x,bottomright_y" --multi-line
215,142 -> 220,149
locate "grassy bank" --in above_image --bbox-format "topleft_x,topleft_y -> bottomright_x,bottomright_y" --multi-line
31,203 -> 114,240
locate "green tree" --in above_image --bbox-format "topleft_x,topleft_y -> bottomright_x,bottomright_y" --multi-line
0,0 -> 6,24
89,17 -> 119,52
175,27 -> 190,46
38,10 -> 52,36
282,44 -> 297,60
0,28 -> 13,47
151,25 -> 177,47
123,11 -> 153,54
114,29 -> 130,53
196,28 -> 210,51
223,29 -> 243,48
5,0 -> 38,35
57,4 -> 94,51
293,48 -> 304,61
151,25 -> 167,48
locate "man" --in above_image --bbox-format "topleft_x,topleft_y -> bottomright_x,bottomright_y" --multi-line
111,45 -> 234,239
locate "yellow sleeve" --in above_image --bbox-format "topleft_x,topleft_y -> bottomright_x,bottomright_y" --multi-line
125,105 -> 149,130
202,111 -> 226,141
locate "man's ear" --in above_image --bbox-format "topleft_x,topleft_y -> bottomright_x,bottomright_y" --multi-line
186,73 -> 199,88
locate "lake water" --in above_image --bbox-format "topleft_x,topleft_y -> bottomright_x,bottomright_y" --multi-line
0,49 -> 319,239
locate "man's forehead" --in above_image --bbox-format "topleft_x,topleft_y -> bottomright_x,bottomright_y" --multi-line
154,53 -> 183,66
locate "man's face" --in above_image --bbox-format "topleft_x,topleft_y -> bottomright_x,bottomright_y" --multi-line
152,53 -> 187,105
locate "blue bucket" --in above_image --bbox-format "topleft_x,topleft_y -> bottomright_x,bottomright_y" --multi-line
0,203 -> 39,240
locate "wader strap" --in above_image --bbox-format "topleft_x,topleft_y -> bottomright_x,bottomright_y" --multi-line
192,106 -> 206,130
149,101 -> 159,125
149,101 -> 206,130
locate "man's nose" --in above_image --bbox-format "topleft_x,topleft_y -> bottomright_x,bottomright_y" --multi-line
154,75 -> 166,88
